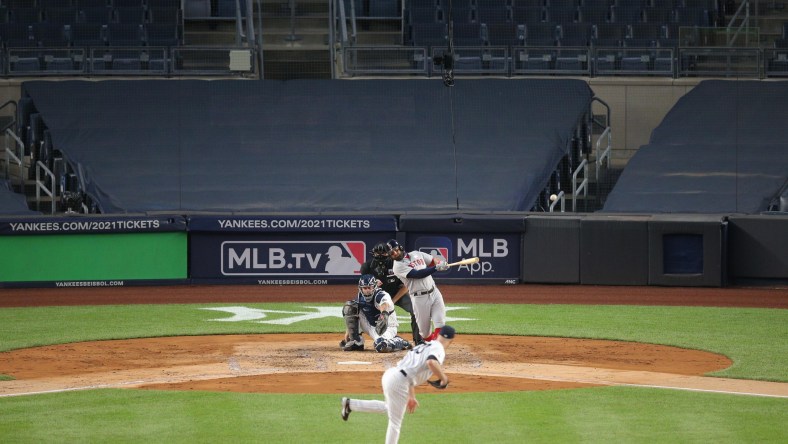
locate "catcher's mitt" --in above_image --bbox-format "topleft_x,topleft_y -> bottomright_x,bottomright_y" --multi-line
428,379 -> 448,389
375,312 -> 389,335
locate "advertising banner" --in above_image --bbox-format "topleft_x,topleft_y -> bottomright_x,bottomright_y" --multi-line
188,215 -> 397,232
407,233 -> 521,284
0,232 -> 187,286
189,216 -> 397,284
0,215 -> 186,235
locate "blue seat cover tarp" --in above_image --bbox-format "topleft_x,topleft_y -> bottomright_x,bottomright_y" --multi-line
22,79 -> 593,214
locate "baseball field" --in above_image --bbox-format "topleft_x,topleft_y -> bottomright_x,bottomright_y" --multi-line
0,284 -> 786,443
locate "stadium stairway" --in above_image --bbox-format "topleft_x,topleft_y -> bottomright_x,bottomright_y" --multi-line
183,0 -> 332,79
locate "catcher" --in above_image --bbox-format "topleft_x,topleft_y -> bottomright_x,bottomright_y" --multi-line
340,274 -> 413,353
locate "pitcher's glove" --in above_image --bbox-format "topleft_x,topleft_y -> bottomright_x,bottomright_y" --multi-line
428,379 -> 449,389
375,312 -> 389,335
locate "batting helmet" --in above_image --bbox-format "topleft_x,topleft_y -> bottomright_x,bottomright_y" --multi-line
386,239 -> 404,260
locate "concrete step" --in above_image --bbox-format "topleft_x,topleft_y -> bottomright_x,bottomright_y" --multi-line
263,49 -> 331,79
356,31 -> 403,45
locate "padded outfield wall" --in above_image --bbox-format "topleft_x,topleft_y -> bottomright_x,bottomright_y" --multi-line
1,213 -> 786,288
0,216 -> 187,287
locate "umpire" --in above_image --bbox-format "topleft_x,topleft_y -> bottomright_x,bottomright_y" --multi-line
361,243 -> 423,345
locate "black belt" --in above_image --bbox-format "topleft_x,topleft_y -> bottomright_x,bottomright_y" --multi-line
413,287 -> 434,296
399,369 -> 408,377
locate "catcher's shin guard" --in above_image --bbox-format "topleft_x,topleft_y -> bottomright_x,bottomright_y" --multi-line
342,301 -> 361,339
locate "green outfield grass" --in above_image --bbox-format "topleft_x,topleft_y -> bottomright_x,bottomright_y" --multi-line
0,387 -> 785,443
1,301 -> 786,442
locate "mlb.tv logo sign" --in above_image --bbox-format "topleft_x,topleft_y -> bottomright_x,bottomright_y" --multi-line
222,241 -> 366,276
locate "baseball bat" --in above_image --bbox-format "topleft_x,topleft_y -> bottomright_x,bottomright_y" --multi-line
446,257 -> 480,267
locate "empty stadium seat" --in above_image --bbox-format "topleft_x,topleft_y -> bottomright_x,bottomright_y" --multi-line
559,22 -> 592,47
674,7 -> 711,26
593,23 -> 625,47
144,22 -> 179,46
620,43 -> 653,71
412,22 -> 447,47
76,0 -> 110,8
485,23 -> 519,46
477,4 -> 511,25
9,8 -> 43,25
147,0 -> 183,8
10,55 -> 43,74
79,6 -> 112,24
512,6 -> 545,25
580,0 -> 612,8
410,6 -> 440,24
112,0 -> 145,7
113,6 -> 146,24
109,48 -> 143,70
445,6 -> 473,24
545,4 -> 578,24
1,22 -> 36,48
518,47 -> 555,70
148,6 -> 180,24
40,0 -> 77,7
33,22 -> 69,47
107,22 -> 143,45
525,22 -> 558,46
453,22 -> 483,46
610,5 -> 644,24
643,6 -> 673,24
578,6 -> 609,23
71,22 -> 105,46
43,7 -> 79,25
44,55 -> 78,71
627,23 -> 661,47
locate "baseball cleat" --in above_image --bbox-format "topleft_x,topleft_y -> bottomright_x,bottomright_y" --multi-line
341,397 -> 351,421
342,340 -> 364,351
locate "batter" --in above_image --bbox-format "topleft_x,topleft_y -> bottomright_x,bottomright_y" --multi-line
386,239 -> 449,342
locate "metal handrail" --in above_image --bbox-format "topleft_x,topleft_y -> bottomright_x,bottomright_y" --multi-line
4,146 -> 22,188
727,0 -> 750,46
596,126 -> 612,181
549,190 -> 565,213
35,160 -> 56,214
572,158 -> 588,212
0,99 -> 17,133
5,128 -> 25,184
337,0 -> 349,45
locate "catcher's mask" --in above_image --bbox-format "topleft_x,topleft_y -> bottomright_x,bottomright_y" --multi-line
371,242 -> 389,262
358,274 -> 377,302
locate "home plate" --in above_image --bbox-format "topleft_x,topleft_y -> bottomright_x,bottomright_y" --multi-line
338,361 -> 372,365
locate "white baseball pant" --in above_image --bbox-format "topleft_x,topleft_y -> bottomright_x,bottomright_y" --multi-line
346,367 -> 408,444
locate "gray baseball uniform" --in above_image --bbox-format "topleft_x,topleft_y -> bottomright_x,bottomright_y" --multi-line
392,250 -> 446,340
